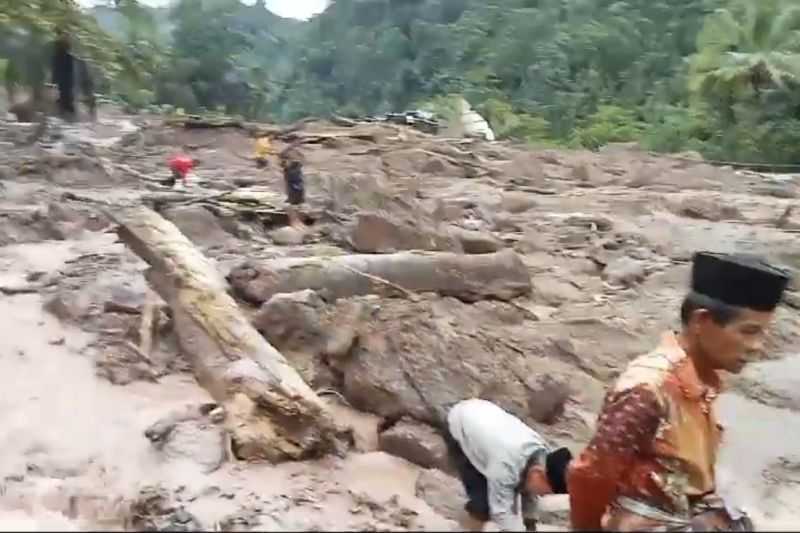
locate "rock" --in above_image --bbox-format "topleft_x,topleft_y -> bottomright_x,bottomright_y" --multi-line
349,211 -> 462,253
253,290 -> 326,350
752,183 -> 798,199
526,375 -> 570,424
144,404 -> 227,474
378,417 -> 449,471
381,149 -> 462,177
44,203 -> 110,240
451,228 -> 503,254
531,276 -> 582,307
252,290 -> 327,383
602,257 -> 647,287
414,469 -> 465,522
671,196 -> 742,222
500,192 -> 538,214
563,213 -> 615,232
330,297 -> 604,436
270,226 -> 305,245
162,205 -> 231,247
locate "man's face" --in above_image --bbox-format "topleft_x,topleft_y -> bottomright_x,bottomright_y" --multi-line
694,308 -> 775,373
525,465 -> 553,496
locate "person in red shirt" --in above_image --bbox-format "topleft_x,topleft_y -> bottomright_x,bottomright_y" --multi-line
568,252 -> 790,532
167,154 -> 194,188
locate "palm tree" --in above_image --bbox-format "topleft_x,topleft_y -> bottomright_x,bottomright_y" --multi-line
689,0 -> 800,100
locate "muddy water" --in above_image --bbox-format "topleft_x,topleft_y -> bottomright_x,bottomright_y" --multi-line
0,235 -> 456,530
717,355 -> 800,530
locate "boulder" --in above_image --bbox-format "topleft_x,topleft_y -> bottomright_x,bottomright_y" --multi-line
602,256 -> 647,287
144,403 -> 227,475
161,205 -> 232,247
252,290 -> 328,383
526,375 -> 571,424
531,275 -> 583,307
348,211 -> 462,253
378,417 -> 449,471
270,226 -> 305,245
671,196 -> 742,222
414,468 -> 466,523
451,228 -> 503,254
329,297 -> 607,437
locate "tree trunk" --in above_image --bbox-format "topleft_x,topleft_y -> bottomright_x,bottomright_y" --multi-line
227,249 -> 532,304
106,205 -> 349,462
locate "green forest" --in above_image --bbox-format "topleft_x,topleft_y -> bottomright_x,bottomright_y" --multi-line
3,0 -> 800,164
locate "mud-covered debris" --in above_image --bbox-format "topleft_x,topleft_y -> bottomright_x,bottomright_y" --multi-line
217,507 -> 262,531
378,417 -> 449,471
126,486 -> 202,531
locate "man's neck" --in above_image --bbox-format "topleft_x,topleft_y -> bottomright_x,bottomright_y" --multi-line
675,330 -> 720,386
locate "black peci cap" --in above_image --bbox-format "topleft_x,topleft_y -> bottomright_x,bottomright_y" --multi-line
545,447 -> 573,495
691,252 -> 791,312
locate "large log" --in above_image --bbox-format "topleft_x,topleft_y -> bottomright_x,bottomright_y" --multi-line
106,205 -> 348,462
227,249 -> 532,304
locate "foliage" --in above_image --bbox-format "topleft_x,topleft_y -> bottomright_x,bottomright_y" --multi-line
5,0 -> 800,165
0,0 -> 147,104
571,105 -> 646,150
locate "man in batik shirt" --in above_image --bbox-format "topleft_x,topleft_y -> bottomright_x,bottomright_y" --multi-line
568,251 -> 791,531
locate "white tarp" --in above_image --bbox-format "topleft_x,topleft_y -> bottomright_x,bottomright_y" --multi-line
457,97 -> 495,142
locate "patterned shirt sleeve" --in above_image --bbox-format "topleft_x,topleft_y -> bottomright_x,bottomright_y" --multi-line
568,384 -> 664,530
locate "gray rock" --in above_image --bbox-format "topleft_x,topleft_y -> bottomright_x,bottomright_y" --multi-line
162,205 -> 232,247
378,417 -> 449,471
348,211 -> 462,253
270,226 -> 305,245
526,375 -> 571,424
414,468 -> 465,522
531,276 -> 582,307
452,228 -> 503,254
602,256 -> 647,287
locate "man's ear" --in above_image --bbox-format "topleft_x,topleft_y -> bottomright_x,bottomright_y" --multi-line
689,308 -> 712,333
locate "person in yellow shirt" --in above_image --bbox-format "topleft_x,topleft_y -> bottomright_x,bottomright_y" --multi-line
254,136 -> 273,169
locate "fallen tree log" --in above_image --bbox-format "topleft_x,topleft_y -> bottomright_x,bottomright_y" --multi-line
106,205 -> 348,462
227,249 -> 532,304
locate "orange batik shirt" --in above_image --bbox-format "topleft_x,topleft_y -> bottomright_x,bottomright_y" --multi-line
568,332 -> 723,531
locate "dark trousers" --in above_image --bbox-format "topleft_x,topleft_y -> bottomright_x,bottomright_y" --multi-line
284,164 -> 305,205
57,81 -> 76,118
444,429 -> 490,521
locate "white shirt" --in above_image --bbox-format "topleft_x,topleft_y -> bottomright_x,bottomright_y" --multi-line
448,399 -> 550,532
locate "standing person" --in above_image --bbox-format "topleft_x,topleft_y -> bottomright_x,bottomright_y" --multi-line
76,57 -> 96,122
279,145 -> 306,227
568,251 -> 791,532
446,398 -> 573,532
253,136 -> 273,169
51,30 -> 76,120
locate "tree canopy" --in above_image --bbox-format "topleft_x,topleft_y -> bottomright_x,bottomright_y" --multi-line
3,0 -> 800,164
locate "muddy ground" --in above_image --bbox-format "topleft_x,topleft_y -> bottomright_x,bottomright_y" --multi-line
1,107 -> 800,531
